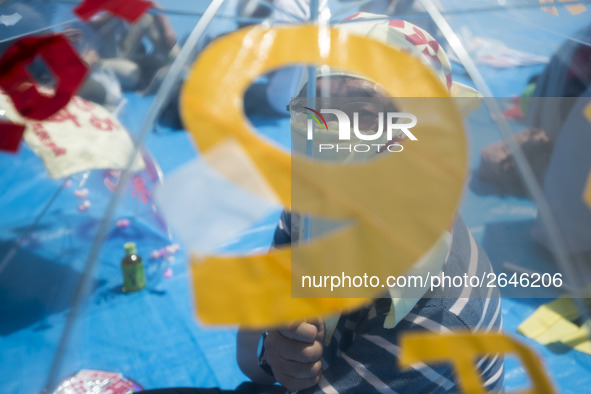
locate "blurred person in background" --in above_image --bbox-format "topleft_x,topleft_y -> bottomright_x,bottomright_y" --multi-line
476,24 -> 591,292
64,3 -> 179,97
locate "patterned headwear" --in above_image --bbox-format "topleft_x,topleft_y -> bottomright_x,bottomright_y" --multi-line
297,12 -> 481,108
340,12 -> 453,91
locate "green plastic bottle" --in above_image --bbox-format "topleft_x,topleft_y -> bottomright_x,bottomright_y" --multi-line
121,242 -> 146,293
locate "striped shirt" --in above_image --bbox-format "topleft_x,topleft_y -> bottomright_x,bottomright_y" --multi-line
273,213 -> 504,393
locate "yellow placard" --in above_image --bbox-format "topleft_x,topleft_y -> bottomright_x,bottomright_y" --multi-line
518,297 -> 591,356
181,24 -> 466,327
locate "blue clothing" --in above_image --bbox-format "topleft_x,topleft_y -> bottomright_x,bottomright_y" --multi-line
274,213 -> 504,393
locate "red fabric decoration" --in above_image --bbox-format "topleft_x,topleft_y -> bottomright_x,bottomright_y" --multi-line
74,0 -> 153,23
0,35 -> 88,121
0,122 -> 26,153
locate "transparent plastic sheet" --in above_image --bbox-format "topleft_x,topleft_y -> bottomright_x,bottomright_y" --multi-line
176,5 -> 558,393
40,3 -> 235,391
421,1 -> 591,390
0,0 -> 591,393
0,1 -> 231,392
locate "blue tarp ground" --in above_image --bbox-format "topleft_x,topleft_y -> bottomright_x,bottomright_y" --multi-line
1,2 -> 591,393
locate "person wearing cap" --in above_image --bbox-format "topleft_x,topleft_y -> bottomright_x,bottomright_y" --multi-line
235,14 -> 503,393
143,13 -> 503,394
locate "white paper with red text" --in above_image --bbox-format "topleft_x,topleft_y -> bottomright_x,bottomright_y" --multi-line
0,91 -> 144,179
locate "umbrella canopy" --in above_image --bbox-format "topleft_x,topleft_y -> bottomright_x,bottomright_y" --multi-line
0,0 -> 590,392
